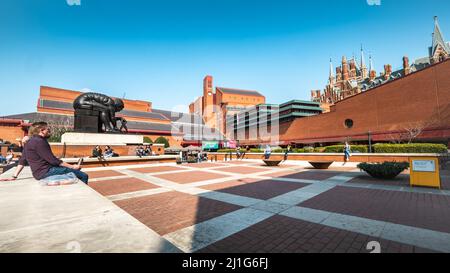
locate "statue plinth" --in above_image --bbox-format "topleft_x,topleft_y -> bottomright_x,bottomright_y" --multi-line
74,109 -> 102,133
61,132 -> 144,145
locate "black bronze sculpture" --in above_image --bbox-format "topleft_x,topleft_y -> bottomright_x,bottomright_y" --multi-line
73,92 -> 128,133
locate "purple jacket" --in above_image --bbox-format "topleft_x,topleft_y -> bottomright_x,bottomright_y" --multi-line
24,136 -> 62,180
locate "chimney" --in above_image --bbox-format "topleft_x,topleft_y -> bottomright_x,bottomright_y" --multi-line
336,67 -> 342,81
403,56 -> 410,75
342,56 -> 349,81
369,70 -> 377,81
384,64 -> 392,80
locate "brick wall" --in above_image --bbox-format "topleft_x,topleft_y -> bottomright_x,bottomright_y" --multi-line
277,59 -> 450,144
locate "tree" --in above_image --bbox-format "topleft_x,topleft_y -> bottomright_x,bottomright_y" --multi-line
155,136 -> 170,148
47,117 -> 73,143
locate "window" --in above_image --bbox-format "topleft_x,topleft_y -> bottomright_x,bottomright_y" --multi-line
344,119 -> 354,129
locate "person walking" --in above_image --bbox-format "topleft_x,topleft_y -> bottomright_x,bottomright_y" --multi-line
284,144 -> 292,161
264,145 -> 272,160
343,141 -> 352,165
236,146 -> 241,160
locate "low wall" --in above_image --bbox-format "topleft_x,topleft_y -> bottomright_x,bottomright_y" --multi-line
50,144 -> 165,158
62,155 -> 177,168
208,152 -> 444,163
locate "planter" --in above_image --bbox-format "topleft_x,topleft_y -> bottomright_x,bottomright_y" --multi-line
357,162 -> 409,179
309,161 -> 333,169
263,160 -> 282,167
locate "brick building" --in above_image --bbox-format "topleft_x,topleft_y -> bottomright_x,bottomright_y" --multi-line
189,75 -> 266,134
311,17 -> 450,112
282,58 -> 450,146
0,86 -> 221,146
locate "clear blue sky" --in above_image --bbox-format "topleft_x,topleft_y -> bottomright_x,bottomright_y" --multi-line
0,0 -> 449,115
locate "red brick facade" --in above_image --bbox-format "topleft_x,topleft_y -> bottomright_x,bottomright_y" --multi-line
278,59 -> 450,145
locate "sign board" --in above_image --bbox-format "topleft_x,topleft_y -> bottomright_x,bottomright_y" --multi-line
409,157 -> 441,189
224,140 -> 237,149
412,160 -> 436,172
202,141 -> 219,150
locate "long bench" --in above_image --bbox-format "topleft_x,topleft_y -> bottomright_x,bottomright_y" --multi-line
0,167 -> 180,253
63,155 -> 178,168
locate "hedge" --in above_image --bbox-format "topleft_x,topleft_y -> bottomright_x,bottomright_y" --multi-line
217,143 -> 448,154
154,136 -> 170,148
143,137 -> 153,144
323,145 -> 368,153
373,143 -> 448,154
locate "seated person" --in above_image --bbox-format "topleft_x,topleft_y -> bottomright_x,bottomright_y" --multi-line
92,146 -> 103,158
144,146 -> 152,156
104,146 -> 114,158
22,122 -> 89,184
104,146 -> 119,158
135,146 -> 145,157
10,136 -> 31,180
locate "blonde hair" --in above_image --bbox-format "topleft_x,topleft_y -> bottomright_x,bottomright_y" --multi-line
28,122 -> 48,136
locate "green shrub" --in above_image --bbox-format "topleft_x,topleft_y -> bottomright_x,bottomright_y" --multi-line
357,162 -> 410,179
143,137 -> 153,144
250,149 -> 263,153
217,149 -> 235,153
323,145 -> 368,153
154,136 -> 170,148
373,143 -> 448,154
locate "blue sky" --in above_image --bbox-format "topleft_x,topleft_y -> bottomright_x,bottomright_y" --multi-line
0,0 -> 449,115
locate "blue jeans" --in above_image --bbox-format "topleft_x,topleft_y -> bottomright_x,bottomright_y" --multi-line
43,167 -> 89,184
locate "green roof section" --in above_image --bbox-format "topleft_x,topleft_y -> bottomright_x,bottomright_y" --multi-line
279,104 -> 323,112
279,99 -> 321,108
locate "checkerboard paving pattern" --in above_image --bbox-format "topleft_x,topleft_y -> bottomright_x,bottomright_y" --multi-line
87,160 -> 450,253
153,171 -> 231,184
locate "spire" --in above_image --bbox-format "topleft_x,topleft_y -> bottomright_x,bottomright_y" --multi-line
360,45 -> 366,68
432,16 -> 450,57
369,54 -> 374,72
360,45 -> 368,79
329,58 -> 335,84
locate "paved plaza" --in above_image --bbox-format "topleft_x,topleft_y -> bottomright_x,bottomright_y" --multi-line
1,159 -> 450,253
85,160 -> 450,253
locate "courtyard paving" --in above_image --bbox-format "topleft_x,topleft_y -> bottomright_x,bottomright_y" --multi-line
83,159 -> 450,253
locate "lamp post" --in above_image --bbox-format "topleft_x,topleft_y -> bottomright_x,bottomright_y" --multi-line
368,131 -> 372,153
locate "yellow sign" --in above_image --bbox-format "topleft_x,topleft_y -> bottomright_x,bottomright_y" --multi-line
409,157 -> 441,189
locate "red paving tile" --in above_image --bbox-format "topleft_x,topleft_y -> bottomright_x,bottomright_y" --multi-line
153,171 -> 229,184
221,160 -> 256,165
264,170 -> 306,178
349,173 -> 450,190
129,166 -> 183,174
184,163 -> 228,168
202,179 -> 309,200
197,215 -> 433,253
85,170 -> 124,179
214,166 -> 271,175
114,191 -> 241,235
89,177 -> 158,196
278,171 -> 345,181
299,186 -> 450,234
